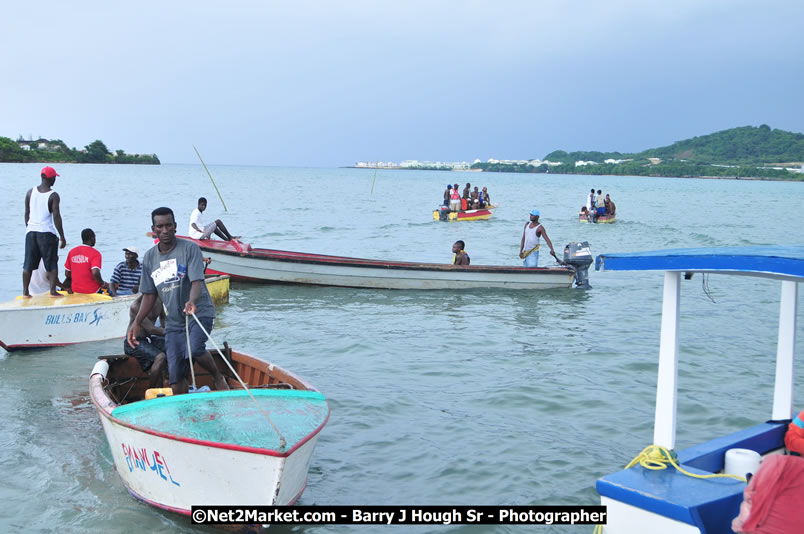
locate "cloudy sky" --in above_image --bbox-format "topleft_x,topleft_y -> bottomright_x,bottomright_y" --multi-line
4,1 -> 802,166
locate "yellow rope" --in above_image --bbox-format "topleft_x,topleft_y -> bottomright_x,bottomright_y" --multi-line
625,444 -> 747,482
521,245 -> 540,258
590,445 -> 746,533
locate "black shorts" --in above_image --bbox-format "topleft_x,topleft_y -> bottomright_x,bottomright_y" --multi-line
24,231 -> 59,272
123,336 -> 166,372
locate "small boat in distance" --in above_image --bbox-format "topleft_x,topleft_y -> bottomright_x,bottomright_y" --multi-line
185,237 -> 589,290
579,211 -> 616,223
594,246 -> 804,533
89,346 -> 329,522
433,203 -> 499,221
0,275 -> 229,352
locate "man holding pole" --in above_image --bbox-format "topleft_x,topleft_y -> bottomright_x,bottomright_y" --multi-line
129,206 -> 228,395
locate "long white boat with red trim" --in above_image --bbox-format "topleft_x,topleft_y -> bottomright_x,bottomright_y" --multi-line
0,275 -> 229,352
90,346 -> 329,519
594,246 -> 803,533
185,237 -> 591,290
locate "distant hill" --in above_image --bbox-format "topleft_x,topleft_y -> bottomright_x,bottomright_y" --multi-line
545,125 -> 804,166
469,125 -> 804,179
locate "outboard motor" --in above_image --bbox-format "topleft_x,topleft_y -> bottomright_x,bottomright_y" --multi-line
438,206 -> 450,221
563,241 -> 593,289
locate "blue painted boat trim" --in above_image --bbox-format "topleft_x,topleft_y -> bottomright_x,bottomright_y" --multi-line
597,422 -> 787,534
595,246 -> 804,279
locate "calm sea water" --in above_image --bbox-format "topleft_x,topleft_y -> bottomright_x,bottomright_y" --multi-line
0,163 -> 802,533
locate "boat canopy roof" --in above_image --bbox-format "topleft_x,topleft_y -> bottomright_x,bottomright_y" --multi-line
596,246 -> 804,281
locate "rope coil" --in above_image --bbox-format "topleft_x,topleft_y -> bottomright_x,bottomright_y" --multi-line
625,444 -> 747,482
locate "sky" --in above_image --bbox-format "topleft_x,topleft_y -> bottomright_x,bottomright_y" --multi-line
3,1 -> 803,167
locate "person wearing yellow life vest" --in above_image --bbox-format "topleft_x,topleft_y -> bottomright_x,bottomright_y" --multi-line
519,209 -> 558,267
785,409 -> 804,455
452,240 -> 470,265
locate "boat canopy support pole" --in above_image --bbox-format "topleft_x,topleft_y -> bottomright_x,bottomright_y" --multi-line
654,271 -> 681,450
772,280 -> 798,421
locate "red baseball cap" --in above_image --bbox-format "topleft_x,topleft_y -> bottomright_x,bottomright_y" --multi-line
41,166 -> 59,178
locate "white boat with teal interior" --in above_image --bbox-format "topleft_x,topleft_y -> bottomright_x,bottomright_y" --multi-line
594,246 -> 803,534
90,348 -> 329,521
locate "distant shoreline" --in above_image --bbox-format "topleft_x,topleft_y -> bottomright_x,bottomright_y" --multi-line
343,166 -> 800,182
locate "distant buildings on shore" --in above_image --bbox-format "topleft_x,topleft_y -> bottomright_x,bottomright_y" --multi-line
353,158 -> 564,170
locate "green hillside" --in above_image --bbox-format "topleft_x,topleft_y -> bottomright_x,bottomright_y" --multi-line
544,125 -> 804,166
472,125 -> 804,180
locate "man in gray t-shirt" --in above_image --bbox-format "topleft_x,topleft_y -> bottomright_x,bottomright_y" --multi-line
128,207 -> 228,395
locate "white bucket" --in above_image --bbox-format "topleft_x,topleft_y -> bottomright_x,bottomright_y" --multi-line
724,448 -> 761,478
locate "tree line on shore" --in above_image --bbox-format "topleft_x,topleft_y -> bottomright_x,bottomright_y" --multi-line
0,137 -> 160,165
472,125 -> 804,180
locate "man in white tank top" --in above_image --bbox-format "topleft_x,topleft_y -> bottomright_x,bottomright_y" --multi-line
23,167 -> 67,298
519,209 -> 558,268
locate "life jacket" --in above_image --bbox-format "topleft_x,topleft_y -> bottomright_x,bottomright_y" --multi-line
785,409 -> 804,455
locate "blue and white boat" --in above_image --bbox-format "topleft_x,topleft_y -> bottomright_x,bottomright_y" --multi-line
594,246 -> 803,534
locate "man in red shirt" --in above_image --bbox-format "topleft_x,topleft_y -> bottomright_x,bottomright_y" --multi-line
64,228 -> 108,294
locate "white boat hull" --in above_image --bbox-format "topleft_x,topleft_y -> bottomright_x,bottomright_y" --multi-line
97,413 -> 319,511
192,240 -> 574,290
0,294 -> 135,351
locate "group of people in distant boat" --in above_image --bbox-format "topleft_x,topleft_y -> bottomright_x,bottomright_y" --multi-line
580,188 -> 615,222
443,182 -> 492,211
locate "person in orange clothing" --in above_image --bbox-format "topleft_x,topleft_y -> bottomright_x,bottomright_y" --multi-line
785,409 -> 804,455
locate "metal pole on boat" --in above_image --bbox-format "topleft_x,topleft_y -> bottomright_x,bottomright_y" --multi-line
193,145 -> 228,212
653,271 -> 681,450
772,280 -> 798,420
189,311 -> 287,449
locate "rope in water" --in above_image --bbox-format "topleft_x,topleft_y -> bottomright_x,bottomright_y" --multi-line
189,311 -> 287,449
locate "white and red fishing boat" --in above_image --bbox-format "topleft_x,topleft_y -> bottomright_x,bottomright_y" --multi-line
0,275 -> 229,352
183,237 -> 590,290
0,292 -> 135,351
90,347 -> 329,518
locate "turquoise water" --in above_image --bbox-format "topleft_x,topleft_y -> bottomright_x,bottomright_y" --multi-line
0,162 -> 802,533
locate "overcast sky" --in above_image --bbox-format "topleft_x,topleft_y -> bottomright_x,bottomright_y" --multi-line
3,1 -> 802,166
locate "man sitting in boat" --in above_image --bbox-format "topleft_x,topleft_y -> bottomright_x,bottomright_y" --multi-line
109,246 -> 142,296
188,197 -> 239,242
470,187 -> 480,209
64,228 -> 109,294
478,187 -> 490,208
124,294 -> 168,388
452,240 -> 470,265
604,194 -> 616,216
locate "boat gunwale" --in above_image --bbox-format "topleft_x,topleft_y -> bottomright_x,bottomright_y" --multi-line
191,240 -> 573,275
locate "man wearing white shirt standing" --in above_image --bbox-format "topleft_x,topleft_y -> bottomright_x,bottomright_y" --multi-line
188,197 -> 238,241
